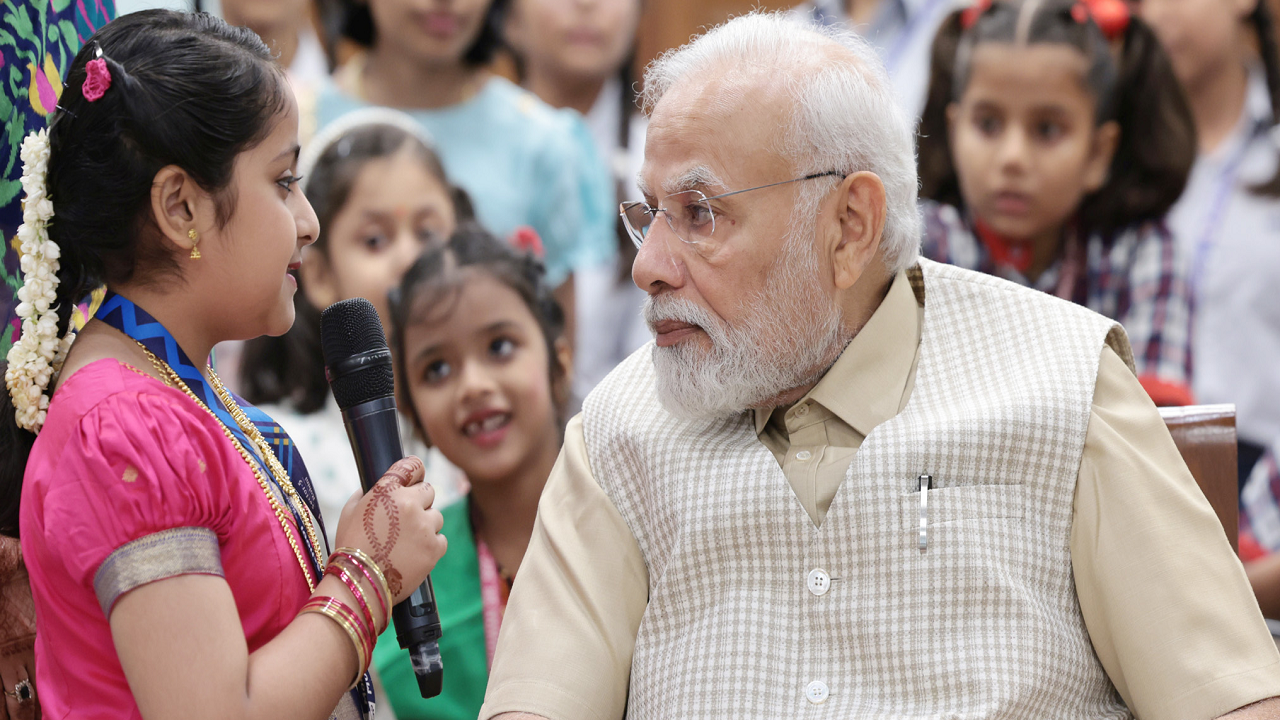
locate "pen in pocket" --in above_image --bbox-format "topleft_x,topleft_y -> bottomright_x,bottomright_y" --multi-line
918,473 -> 932,552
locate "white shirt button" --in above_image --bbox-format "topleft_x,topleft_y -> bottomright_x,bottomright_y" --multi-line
795,450 -> 813,461
805,680 -> 829,704
795,403 -> 810,417
807,568 -> 830,596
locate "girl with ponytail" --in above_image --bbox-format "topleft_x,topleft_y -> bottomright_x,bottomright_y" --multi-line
0,10 -> 446,717
917,0 -> 1197,406
1139,0 -> 1280,482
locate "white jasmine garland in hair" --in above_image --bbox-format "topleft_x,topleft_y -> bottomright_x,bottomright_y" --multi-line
5,129 -> 75,434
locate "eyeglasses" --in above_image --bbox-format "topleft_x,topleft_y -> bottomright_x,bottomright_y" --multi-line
619,171 -> 845,251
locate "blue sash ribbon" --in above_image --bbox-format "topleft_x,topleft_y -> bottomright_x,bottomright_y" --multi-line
95,291 -> 374,718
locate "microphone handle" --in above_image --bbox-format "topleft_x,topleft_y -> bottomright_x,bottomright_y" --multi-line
342,397 -> 444,699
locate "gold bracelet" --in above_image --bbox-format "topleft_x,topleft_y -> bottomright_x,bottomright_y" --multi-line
334,547 -> 393,609
301,598 -> 370,689
330,554 -> 388,633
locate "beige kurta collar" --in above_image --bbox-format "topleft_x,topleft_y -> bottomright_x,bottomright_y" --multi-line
753,270 -> 921,437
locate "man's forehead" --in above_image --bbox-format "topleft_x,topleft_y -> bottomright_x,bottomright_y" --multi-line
640,69 -> 791,196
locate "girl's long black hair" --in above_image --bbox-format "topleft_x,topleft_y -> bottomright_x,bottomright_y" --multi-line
1248,1 -> 1280,195
0,10 -> 290,537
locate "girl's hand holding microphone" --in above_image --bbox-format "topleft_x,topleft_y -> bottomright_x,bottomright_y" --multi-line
334,455 -> 447,605
300,454 -> 446,691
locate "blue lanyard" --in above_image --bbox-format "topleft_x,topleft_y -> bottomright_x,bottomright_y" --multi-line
93,292 -> 375,717
1191,120 -> 1267,291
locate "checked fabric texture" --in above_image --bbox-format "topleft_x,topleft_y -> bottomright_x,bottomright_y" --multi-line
582,259 -> 1136,719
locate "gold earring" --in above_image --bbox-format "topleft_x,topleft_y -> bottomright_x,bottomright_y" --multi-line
188,229 -> 201,260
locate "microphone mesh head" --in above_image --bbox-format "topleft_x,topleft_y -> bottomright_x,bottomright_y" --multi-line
319,298 -> 395,410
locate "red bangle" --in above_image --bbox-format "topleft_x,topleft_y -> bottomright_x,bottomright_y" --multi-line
310,597 -> 373,663
333,550 -> 390,624
300,596 -> 372,687
330,598 -> 375,657
325,563 -> 376,636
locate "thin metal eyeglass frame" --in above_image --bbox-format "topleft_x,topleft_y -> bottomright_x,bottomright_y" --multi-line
619,170 -> 846,249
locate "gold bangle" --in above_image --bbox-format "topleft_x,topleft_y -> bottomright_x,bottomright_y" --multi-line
330,554 -> 388,633
335,547 -> 393,608
301,599 -> 370,689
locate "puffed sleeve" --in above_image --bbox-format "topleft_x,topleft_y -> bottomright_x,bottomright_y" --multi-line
39,387 -> 238,616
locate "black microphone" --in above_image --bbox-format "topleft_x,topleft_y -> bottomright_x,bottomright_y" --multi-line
320,298 -> 443,699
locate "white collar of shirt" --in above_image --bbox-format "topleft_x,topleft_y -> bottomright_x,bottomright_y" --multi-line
585,77 -> 644,190
585,78 -> 623,164
1244,63 -> 1273,132
287,28 -> 328,88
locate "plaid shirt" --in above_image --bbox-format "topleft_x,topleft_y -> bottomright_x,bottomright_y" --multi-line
1243,445 -> 1280,554
921,201 -> 1194,400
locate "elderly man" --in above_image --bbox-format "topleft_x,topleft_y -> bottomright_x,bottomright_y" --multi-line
479,12 -> 1280,720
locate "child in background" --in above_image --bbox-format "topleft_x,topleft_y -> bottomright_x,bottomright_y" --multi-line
240,109 -> 468,544
917,0 -> 1197,405
789,0 -> 967,117
375,225 -> 572,720
0,11 -> 445,717
317,0 -> 616,337
503,0 -> 649,402
1138,0 -> 1280,481
220,0 -> 329,86
210,0 -> 335,390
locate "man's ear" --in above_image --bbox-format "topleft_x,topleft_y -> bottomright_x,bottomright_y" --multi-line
150,165 -> 215,257
299,245 -> 341,309
830,171 -> 888,291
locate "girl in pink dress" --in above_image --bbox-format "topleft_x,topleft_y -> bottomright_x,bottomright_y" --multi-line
0,10 -> 446,719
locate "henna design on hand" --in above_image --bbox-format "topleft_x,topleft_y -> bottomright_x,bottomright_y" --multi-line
0,635 -> 33,659
0,560 -> 36,651
0,538 -> 22,582
363,480 -> 404,598
382,456 -> 423,487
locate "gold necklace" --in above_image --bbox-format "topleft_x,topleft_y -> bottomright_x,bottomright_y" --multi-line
137,345 -> 322,590
206,369 -> 326,562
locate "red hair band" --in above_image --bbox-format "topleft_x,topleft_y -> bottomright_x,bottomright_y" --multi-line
961,0 -> 1129,40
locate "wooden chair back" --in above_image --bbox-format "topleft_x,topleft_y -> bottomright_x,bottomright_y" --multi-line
1160,404 -> 1239,553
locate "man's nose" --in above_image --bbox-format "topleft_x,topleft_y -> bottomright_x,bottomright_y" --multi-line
631,216 -> 687,295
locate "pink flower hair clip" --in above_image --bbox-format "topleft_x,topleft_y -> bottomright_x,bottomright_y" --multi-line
509,226 -> 544,259
82,51 -> 111,102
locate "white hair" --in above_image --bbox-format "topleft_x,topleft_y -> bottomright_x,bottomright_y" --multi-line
641,11 -> 922,273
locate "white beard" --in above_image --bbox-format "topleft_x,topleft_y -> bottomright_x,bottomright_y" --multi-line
644,224 -> 848,420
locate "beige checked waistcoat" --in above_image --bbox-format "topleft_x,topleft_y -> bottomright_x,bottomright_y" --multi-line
581,260 -> 1137,719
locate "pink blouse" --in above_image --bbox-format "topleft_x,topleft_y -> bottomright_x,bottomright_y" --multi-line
20,360 -> 315,718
